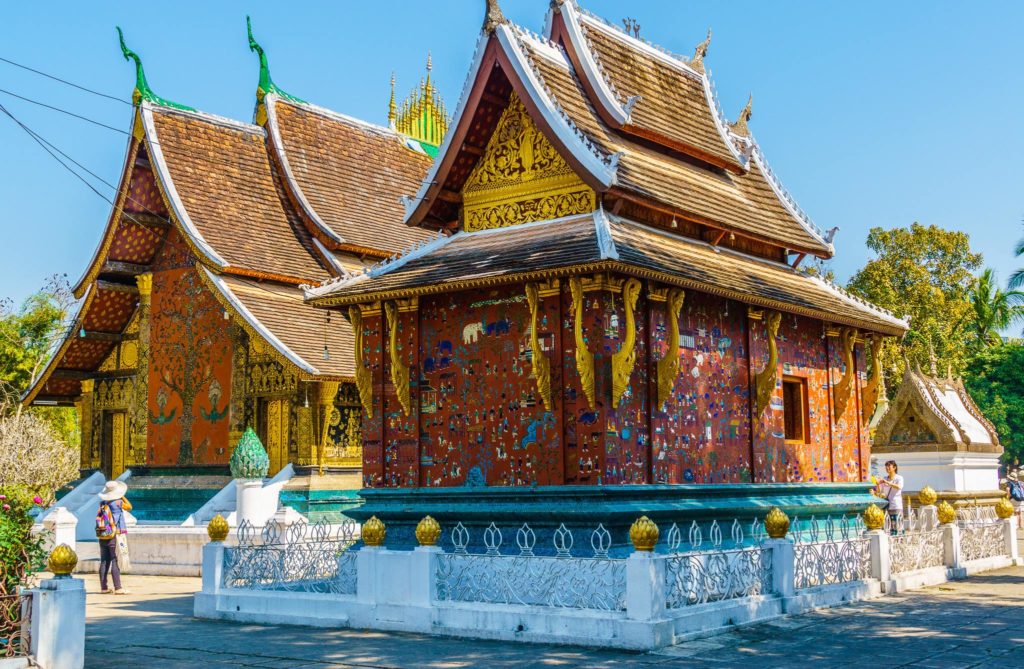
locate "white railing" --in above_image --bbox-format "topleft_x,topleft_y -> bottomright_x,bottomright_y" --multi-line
959,518 -> 1005,562
791,515 -> 871,589
665,546 -> 773,608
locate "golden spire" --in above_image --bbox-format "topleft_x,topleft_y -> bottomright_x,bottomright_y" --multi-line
394,53 -> 450,149
731,94 -> 753,137
388,71 -> 397,128
690,29 -> 712,74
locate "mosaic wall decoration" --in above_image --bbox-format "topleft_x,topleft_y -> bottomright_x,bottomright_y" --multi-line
650,292 -> 752,484
325,384 -> 363,462
561,283 -> 608,485
359,308 -> 386,487
829,335 -> 863,482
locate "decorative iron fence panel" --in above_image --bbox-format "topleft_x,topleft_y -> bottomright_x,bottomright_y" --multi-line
223,539 -> 358,595
665,546 -> 773,609
958,521 -> 1005,563
792,516 -> 870,589
0,594 -> 31,659
888,529 -> 946,574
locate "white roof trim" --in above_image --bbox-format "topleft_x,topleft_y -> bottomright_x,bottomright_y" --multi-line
311,237 -> 350,276
141,103 -> 228,267
593,205 -> 619,260
749,143 -> 831,253
23,284 -> 93,403
403,31 -> 491,223
700,71 -> 750,168
498,24 -> 616,188
203,267 -> 319,375
554,1 -> 628,124
264,94 -> 345,246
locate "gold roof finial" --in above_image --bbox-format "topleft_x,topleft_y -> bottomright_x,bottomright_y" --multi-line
483,0 -> 506,34
690,29 -> 712,74
388,72 -> 397,128
731,94 -> 753,137
394,53 -> 450,148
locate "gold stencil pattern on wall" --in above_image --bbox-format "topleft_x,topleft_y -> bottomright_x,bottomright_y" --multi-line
462,92 -> 595,231
834,327 -> 857,421
569,277 -> 595,409
656,288 -> 685,409
349,307 -> 373,418
385,301 -> 411,416
753,311 -> 781,418
611,278 -> 642,409
861,335 -> 883,426
524,282 -> 552,410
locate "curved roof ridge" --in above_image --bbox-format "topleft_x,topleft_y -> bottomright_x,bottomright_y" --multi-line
700,68 -> 752,168
152,103 -> 265,136
274,95 -> 408,141
809,274 -> 908,330
21,283 -> 97,405
748,139 -> 832,252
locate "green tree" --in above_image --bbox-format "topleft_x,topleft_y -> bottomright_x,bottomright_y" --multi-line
960,268 -> 1024,349
1011,225 -> 1024,291
848,223 -> 982,393
964,343 -> 1024,465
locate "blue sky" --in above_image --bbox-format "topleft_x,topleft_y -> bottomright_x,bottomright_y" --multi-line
1,1 -> 1022,308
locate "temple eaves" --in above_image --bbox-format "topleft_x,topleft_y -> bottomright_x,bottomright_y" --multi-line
117,27 -> 194,111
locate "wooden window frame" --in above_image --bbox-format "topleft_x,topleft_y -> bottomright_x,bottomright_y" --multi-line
782,375 -> 810,445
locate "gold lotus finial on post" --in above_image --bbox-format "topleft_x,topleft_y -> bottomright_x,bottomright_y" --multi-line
918,486 -> 938,506
995,497 -> 1015,520
207,514 -> 229,542
415,516 -> 442,546
629,516 -> 659,552
863,504 -> 885,531
48,544 -> 78,577
936,501 -> 956,525
764,507 -> 790,539
362,516 -> 386,547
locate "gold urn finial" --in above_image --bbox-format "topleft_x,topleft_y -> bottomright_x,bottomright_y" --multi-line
415,515 -> 442,546
629,516 -> 659,552
207,514 -> 229,542
863,504 -> 886,531
995,497 -> 1015,520
764,507 -> 790,539
362,516 -> 386,547
918,486 -> 938,506
48,544 -> 78,577
936,500 -> 956,525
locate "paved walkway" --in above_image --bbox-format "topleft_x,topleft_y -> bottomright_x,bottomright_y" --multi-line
83,568 -> 1024,668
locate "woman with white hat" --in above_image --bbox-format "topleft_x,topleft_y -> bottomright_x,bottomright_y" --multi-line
95,480 -> 132,594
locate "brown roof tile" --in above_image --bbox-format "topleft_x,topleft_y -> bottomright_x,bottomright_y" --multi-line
269,99 -> 435,254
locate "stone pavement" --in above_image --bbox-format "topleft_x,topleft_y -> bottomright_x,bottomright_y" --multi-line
83,567 -> 1024,668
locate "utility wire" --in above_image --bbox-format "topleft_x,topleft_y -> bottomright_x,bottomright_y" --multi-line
0,87 -> 129,135
0,55 -> 131,106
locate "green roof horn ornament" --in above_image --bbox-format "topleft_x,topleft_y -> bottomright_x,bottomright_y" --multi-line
229,427 -> 271,480
247,15 -> 304,125
116,27 -> 194,111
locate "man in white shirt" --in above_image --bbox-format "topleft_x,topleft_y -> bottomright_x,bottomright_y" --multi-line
878,460 -> 904,535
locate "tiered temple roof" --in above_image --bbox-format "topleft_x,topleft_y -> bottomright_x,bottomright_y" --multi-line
24,25 -> 443,405
308,0 -> 905,339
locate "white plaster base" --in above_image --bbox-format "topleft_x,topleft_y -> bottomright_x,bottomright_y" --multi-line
75,526 -> 219,577
870,451 -> 1001,494
27,577 -> 85,669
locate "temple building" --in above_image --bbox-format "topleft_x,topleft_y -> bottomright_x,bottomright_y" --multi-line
306,0 -> 909,535
24,22 -> 446,518
872,362 -> 1004,505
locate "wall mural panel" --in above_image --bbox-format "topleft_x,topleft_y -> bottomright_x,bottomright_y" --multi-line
751,314 -> 832,483
650,292 -> 752,484
417,287 -> 562,487
561,283 -> 605,485
147,232 -> 232,465
602,287 -> 649,485
829,337 -> 863,482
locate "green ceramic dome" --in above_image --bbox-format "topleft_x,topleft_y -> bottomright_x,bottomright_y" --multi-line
229,427 -> 270,479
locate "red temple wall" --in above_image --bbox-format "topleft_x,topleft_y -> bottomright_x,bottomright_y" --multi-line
359,308 -> 385,487
650,293 -> 752,484
561,286 -> 605,484
146,231 -> 232,466
829,339 -> 864,483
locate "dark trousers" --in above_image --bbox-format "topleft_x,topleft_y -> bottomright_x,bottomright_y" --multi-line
99,537 -> 121,591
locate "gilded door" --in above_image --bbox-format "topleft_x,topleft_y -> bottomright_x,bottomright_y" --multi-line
101,410 -> 128,479
257,398 -> 290,475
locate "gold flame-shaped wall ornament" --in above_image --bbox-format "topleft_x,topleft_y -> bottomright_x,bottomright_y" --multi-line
569,277 -> 596,409
349,306 -> 373,419
525,282 -> 553,411
384,301 -> 411,416
861,335 -> 883,426
833,327 -> 858,422
656,288 -> 685,409
611,278 -> 643,409
753,311 -> 781,418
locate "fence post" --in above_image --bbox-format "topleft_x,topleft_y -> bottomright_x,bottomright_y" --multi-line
866,530 -> 890,583
1002,518 -> 1020,563
625,552 -> 665,621
942,523 -> 962,571
356,546 -> 380,605
41,507 -> 78,555
410,545 -> 441,607
201,541 -> 225,594
765,538 -> 795,599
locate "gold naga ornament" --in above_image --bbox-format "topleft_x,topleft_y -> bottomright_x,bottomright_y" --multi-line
569,277 -> 596,409
348,306 -> 374,418
918,485 -> 938,506
629,516 -> 659,552
207,514 -> 230,542
461,93 -> 595,232
384,301 -> 412,416
48,544 -> 78,577
655,288 -> 685,409
764,507 -> 790,539
524,282 -> 553,410
611,278 -> 643,409
752,311 -> 781,418
362,516 -> 387,547
995,497 -> 1015,520
862,504 -> 886,531
833,327 -> 858,422
861,335 -> 884,426
415,515 -> 442,546
936,501 -> 956,525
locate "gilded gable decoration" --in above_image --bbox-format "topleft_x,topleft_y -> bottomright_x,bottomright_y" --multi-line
462,93 -> 595,232
753,310 -> 781,418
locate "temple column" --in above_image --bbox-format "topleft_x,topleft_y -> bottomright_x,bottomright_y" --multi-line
317,380 -> 340,475
78,380 -> 94,471
131,273 -> 152,465
382,298 -> 419,487
354,303 -> 384,487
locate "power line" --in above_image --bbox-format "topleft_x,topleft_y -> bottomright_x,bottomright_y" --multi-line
0,87 -> 129,135
0,55 -> 131,106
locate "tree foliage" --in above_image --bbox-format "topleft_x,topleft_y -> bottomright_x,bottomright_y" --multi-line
964,343 -> 1024,465
847,223 -> 982,393
0,393 -> 79,501
961,268 -> 1024,349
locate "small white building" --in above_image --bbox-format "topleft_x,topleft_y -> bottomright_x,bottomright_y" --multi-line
871,364 -> 1002,498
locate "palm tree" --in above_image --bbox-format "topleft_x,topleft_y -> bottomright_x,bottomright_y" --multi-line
1012,228 -> 1024,290
964,268 -> 1024,347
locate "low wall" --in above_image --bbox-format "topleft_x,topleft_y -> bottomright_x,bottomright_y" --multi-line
75,527 -> 231,577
